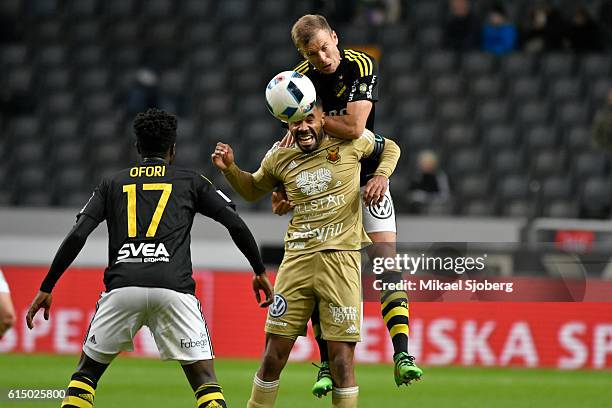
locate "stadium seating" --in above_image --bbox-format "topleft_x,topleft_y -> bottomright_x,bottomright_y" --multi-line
0,0 -> 609,217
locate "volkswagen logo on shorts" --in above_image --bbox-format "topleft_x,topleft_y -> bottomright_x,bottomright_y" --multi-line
369,194 -> 394,219
269,294 -> 288,318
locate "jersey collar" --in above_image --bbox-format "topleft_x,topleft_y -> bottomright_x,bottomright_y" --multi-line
142,156 -> 167,164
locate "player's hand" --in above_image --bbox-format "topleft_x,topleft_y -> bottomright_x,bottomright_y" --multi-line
253,272 -> 274,308
26,291 -> 53,329
278,130 -> 295,148
211,142 -> 235,171
272,188 -> 294,216
363,175 -> 388,207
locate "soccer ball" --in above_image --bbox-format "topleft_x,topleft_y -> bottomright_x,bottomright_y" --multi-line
265,71 -> 317,122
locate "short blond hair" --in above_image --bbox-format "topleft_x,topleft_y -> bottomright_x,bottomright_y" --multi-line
291,14 -> 332,51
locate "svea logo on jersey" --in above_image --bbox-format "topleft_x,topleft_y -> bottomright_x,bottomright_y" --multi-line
116,242 -> 170,263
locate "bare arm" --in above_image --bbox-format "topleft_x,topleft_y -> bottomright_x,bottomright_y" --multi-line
324,100 -> 372,140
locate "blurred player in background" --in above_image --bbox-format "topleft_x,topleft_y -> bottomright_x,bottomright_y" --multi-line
26,108 -> 273,408
212,101 -> 400,408
0,267 -> 16,339
271,14 -> 422,394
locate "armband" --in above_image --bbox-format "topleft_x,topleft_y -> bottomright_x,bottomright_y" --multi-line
370,134 -> 385,161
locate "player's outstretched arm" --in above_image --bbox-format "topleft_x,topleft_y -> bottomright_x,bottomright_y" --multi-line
209,206 -> 273,307
212,142 -> 271,202
324,100 -> 372,140
26,215 -> 100,329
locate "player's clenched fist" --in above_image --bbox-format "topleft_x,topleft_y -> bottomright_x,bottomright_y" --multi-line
211,142 -> 235,170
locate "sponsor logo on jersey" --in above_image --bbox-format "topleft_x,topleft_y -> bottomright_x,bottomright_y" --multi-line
291,222 -> 344,242
288,160 -> 298,170
359,83 -> 367,93
329,303 -> 358,324
293,194 -> 346,215
88,334 -> 97,344
368,194 -> 394,220
268,294 -> 288,318
287,242 -> 305,249
116,242 -> 171,264
326,147 -> 341,164
296,168 -> 332,195
345,324 -> 359,334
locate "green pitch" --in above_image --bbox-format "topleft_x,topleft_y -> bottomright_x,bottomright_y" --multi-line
0,354 -> 611,408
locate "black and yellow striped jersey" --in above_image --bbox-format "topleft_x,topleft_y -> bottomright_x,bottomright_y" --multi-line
294,48 -> 380,185
79,158 -> 235,295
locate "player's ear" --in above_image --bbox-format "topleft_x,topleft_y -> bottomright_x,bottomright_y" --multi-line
331,30 -> 338,45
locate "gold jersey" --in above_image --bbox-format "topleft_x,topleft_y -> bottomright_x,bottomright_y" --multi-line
223,130 -> 400,254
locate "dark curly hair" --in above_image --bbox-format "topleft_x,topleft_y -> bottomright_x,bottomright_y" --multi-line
133,108 -> 177,156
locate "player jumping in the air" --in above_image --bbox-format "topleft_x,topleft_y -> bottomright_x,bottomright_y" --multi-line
212,100 -> 400,408
271,14 -> 423,395
26,108 -> 273,408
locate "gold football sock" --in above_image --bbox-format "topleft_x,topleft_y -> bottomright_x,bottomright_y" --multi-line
246,375 -> 280,408
332,386 -> 359,408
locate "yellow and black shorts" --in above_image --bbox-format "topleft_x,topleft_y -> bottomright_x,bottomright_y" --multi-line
265,250 -> 361,342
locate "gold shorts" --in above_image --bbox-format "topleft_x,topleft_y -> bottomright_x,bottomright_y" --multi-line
265,250 -> 361,342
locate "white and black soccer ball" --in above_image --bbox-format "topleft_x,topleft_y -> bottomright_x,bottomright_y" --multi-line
265,71 -> 317,122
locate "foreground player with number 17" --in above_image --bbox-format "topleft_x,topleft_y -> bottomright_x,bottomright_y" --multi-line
212,101 -> 400,408
26,108 -> 273,408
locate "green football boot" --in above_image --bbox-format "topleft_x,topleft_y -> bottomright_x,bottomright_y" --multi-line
311,361 -> 333,398
393,352 -> 423,386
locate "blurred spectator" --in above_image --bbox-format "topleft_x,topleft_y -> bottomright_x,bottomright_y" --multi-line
359,0 -> 402,25
600,0 -> 612,49
443,0 -> 481,51
408,150 -> 451,213
520,3 -> 566,53
567,5 -> 605,53
124,68 -> 160,117
592,88 -> 612,150
481,3 -> 517,55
